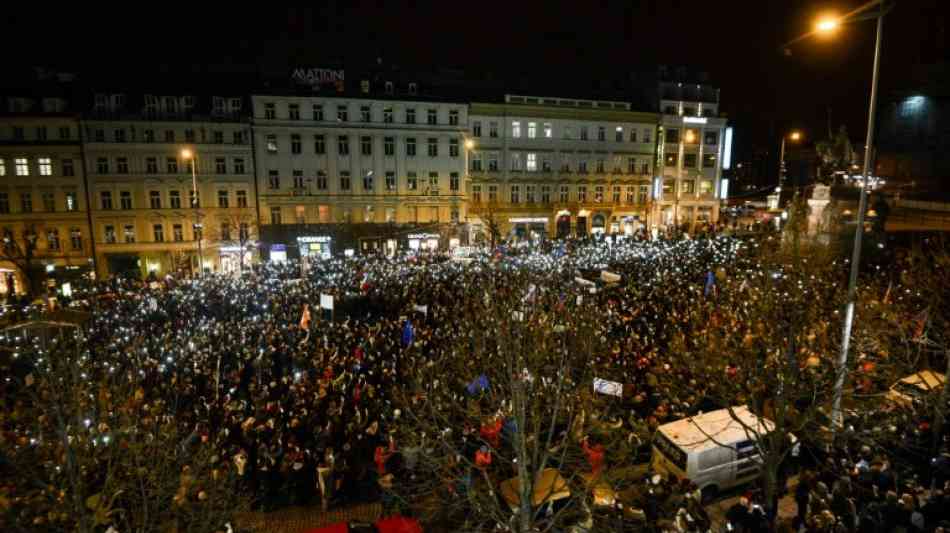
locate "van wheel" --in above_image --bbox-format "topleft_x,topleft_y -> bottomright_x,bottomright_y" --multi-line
701,485 -> 719,504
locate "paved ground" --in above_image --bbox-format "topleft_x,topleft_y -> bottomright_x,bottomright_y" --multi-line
239,503 -> 382,533
706,477 -> 800,527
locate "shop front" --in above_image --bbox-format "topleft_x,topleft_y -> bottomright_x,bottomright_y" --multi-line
509,217 -> 549,241
591,214 -> 607,235
298,235 -> 332,259
269,244 -> 288,263
407,232 -> 440,251
556,211 -> 572,239
219,244 -> 256,274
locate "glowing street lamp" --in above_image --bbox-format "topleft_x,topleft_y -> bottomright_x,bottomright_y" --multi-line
778,130 -> 802,188
815,17 -> 840,34
180,148 -> 203,276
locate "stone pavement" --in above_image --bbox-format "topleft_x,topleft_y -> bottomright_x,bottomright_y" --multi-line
238,503 -> 383,533
706,477 -> 800,527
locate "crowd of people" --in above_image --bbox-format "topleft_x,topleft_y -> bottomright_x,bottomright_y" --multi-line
2,230 -> 947,532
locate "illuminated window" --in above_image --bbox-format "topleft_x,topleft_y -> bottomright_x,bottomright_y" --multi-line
488,185 -> 497,202
526,153 -> 537,172
15,158 -> 29,176
472,185 -> 482,203
543,123 -> 552,138
699,180 -> 714,195
38,157 -> 52,176
0,159 -> 5,176
527,122 -> 537,138
65,191 -> 77,211
104,225 -> 117,243
615,126 -> 623,142
510,184 -> 520,203
512,121 -> 521,138
266,134 -> 278,153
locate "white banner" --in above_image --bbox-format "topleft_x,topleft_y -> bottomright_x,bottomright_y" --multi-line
575,276 -> 595,287
600,271 -> 621,284
413,304 -> 428,316
320,293 -> 334,310
593,378 -> 623,397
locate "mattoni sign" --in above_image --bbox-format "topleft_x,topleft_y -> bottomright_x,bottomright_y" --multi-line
292,68 -> 344,91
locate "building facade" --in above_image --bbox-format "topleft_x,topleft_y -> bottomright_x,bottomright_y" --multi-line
251,94 -> 469,255
0,100 -> 94,296
468,95 -> 659,239
655,83 -> 727,228
82,93 -> 256,277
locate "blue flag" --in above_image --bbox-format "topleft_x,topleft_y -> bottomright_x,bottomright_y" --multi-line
704,270 -> 715,296
401,320 -> 414,347
466,374 -> 490,395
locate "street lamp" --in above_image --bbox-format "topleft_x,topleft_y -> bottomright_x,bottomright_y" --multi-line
180,148 -> 203,276
815,17 -> 840,34
778,130 -> 802,188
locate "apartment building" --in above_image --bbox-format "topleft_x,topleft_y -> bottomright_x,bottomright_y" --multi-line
252,94 -> 469,255
655,82 -> 728,228
83,93 -> 256,276
0,97 -> 93,296
468,95 -> 659,239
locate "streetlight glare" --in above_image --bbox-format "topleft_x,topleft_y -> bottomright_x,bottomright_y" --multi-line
816,17 -> 839,34
180,148 -> 193,159
464,139 -> 475,150
790,131 -> 801,141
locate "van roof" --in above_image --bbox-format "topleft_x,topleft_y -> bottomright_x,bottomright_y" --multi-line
657,406 -> 774,454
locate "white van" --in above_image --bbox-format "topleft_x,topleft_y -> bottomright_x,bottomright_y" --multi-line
651,406 -> 780,500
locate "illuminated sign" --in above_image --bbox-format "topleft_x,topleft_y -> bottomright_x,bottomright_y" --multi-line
408,233 -> 440,240
719,179 -> 730,200
652,177 -> 662,200
508,217 -> 549,223
291,68 -> 344,91
723,127 -> 734,170
683,116 -> 707,124
298,235 -> 331,244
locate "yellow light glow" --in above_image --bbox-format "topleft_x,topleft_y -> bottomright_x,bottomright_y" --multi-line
816,17 -> 839,34
685,130 -> 696,143
465,139 -> 475,150
789,131 -> 801,141
180,148 -> 193,159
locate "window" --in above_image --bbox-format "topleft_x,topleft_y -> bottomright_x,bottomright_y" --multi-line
141,157 -> 156,174
264,102 -> 276,119
594,185 -> 604,202
13,157 -> 32,175
682,180 -> 695,194
684,153 -> 698,168
472,185 -> 482,203
406,108 -> 416,124
37,126 -> 48,141
449,109 -> 459,125
167,157 -> 178,173
313,104 -> 324,121
683,107 -> 696,117
489,121 -> 498,138
578,160 -> 588,173
189,190 -> 200,208
266,134 -> 278,153
268,170 -> 280,189
383,107 -> 393,123
360,136 -> 372,155
235,190 -> 248,208
220,222 -> 231,240
114,129 -> 126,143
385,171 -> 396,191
663,181 -> 674,195
598,126 -> 606,141
363,171 -> 374,191
644,129 -> 652,143
338,136 -> 349,155
428,172 -> 439,195
42,191 -> 55,212
100,191 -> 112,210
104,225 -> 117,243
233,158 -> 245,174
666,128 -> 680,143
488,153 -> 499,171
512,121 -> 521,138
596,159 -> 605,173
704,131 -> 719,145
59,126 -> 71,140
703,154 -> 717,168
336,105 -> 348,122
233,131 -> 244,144
218,190 -> 230,207
164,130 -> 175,142
211,157 -> 225,174
360,106 -> 371,122
295,205 -> 307,224
119,190 -> 132,210
406,137 -> 416,156
580,126 -> 588,140
577,185 -> 587,202
408,82 -> 418,95
153,224 -> 164,242
184,129 -> 195,143
639,185 -> 649,203
0,159 -> 5,177
288,103 -> 300,120
149,190 -> 162,209
510,152 -> 522,171
450,172 -> 459,191
528,122 -> 537,138
20,192 -> 32,213
173,224 -> 183,241
665,153 -> 678,166
407,172 -> 418,190
384,136 -> 395,156
627,158 -> 637,174
339,171 -> 351,190
169,190 -> 181,208
270,206 -> 282,224
541,185 -> 551,203
664,105 -> 677,114
37,157 -> 52,176
427,138 -> 438,157
613,186 -> 621,203
510,184 -> 520,203
526,153 -> 537,172
488,185 -> 498,202
642,162 -> 650,174
427,109 -> 438,125
70,228 -> 82,250
94,129 -> 105,142
143,129 -> 154,143
239,222 -> 249,240
471,152 -> 482,171
316,171 -> 328,190
314,134 -> 326,154
123,224 -> 135,243
559,185 -> 569,203
116,157 -> 128,174
47,229 -> 60,251
699,180 -> 714,195
526,184 -> 536,203
615,126 -> 624,142
65,191 -> 77,211
291,134 -> 302,154
472,121 -> 482,137
449,138 -> 459,157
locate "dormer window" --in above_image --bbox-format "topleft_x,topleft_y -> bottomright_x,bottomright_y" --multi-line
385,81 -> 394,95
408,83 -> 418,95
361,80 -> 370,94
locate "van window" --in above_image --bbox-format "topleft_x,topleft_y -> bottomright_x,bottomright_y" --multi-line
654,432 -> 687,470
735,440 -> 760,478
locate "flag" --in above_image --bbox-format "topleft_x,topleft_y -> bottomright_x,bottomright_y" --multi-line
413,304 -> 428,316
523,284 -> 537,303
704,270 -> 715,296
402,320 -> 414,347
593,377 -> 623,397
299,304 -> 311,330
466,374 -> 490,395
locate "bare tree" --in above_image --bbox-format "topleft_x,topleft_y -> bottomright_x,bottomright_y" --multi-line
211,213 -> 258,272
1,225 -> 43,298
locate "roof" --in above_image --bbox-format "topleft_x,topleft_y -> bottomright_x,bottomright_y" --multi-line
657,406 -> 774,454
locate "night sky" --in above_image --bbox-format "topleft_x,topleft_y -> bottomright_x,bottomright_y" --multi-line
2,1 -> 947,166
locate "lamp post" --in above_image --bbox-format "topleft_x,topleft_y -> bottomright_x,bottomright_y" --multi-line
778,130 -> 802,188
181,148 -> 203,276
813,0 -> 890,429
